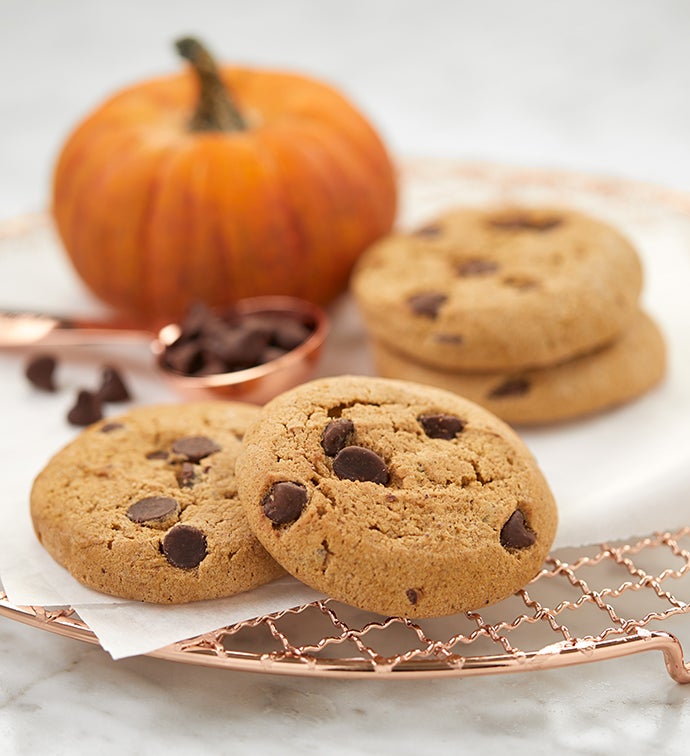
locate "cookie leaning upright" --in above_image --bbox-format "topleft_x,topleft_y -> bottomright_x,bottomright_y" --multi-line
30,402 -> 284,603
236,376 -> 557,618
351,206 -> 643,371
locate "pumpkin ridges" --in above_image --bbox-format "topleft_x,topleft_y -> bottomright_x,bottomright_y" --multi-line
204,135 -> 308,302
54,130 -> 167,308
52,57 -> 398,321
253,121 -> 396,300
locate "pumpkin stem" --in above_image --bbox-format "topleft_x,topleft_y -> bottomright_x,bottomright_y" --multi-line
175,36 -> 247,132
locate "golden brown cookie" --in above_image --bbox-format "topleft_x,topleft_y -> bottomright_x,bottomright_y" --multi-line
371,310 -> 667,425
351,206 -> 643,371
30,401 -> 284,603
236,376 -> 557,618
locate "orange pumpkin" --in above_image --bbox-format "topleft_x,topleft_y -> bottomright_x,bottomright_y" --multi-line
52,37 -> 397,325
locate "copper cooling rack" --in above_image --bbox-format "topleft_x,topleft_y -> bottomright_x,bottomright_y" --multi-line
2,527 -> 690,681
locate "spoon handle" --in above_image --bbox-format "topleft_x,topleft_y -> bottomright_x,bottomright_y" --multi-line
0,311 -> 153,347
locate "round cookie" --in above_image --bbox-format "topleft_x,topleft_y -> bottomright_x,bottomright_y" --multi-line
30,401 -> 284,603
372,310 -> 667,425
236,376 -> 557,618
351,205 -> 643,371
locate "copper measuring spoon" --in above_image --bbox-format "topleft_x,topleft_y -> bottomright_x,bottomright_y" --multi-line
0,297 -> 329,405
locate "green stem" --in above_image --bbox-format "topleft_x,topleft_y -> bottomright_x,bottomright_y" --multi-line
175,36 -> 246,132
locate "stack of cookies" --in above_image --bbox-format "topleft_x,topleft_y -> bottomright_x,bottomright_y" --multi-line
30,376 -> 558,617
351,205 -> 667,424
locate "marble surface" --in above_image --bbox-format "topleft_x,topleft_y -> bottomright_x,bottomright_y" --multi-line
2,1 -> 690,753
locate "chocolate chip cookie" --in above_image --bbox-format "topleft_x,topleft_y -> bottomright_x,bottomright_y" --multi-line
236,376 -> 557,618
372,310 -> 667,425
351,206 -> 643,371
30,402 -> 284,603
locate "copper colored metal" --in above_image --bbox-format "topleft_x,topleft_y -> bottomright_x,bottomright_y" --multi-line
2,528 -> 690,681
0,297 -> 328,405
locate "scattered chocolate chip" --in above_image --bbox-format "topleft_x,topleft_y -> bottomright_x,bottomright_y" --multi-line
127,496 -> 179,523
488,212 -> 563,231
146,450 -> 169,460
262,481 -> 308,525
162,524 -> 208,568
407,292 -> 447,318
321,418 -> 355,457
456,259 -> 499,277
412,223 -> 442,237
171,436 -> 221,463
25,354 -> 57,391
100,422 -> 124,433
178,461 -> 197,488
332,446 -> 389,485
488,376 -> 531,399
500,509 -> 536,550
418,413 -> 466,440
67,390 -> 103,426
406,588 -> 419,605
97,365 -> 131,402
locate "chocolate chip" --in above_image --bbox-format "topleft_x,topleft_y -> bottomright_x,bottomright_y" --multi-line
418,413 -> 466,440
262,482 -> 308,525
127,496 -> 179,523
332,446 -> 389,485
500,509 -> 536,550
67,390 -> 103,426
488,212 -> 563,231
162,524 -> 207,568
406,588 -> 419,605
25,354 -> 57,391
146,450 -> 169,460
171,436 -> 221,462
97,365 -> 131,402
203,327 -> 269,368
488,377 -> 531,399
178,461 -> 196,488
162,303 -> 314,377
407,292 -> 447,318
272,319 -> 312,351
321,418 -> 355,457
163,340 -> 204,374
456,259 -> 499,277
100,422 -> 124,433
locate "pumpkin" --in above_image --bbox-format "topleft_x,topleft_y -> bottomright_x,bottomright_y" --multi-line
52,37 -> 397,325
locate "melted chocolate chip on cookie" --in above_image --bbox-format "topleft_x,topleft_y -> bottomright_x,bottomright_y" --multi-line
162,524 -> 208,568
456,259 -> 499,277
127,496 -> 179,524
407,292 -> 447,319
321,418 -> 355,457
500,509 -> 536,550
418,413 -> 466,440
171,436 -> 221,463
262,481 -> 308,525
488,377 -> 531,399
332,446 -> 389,485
